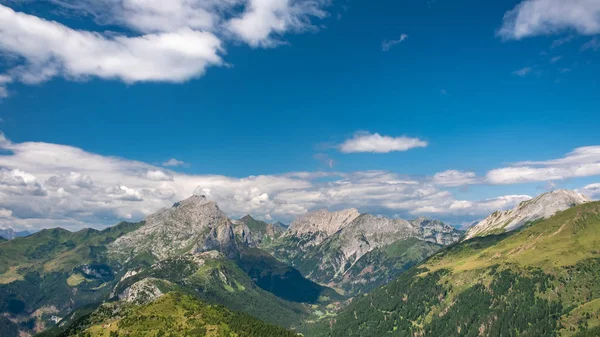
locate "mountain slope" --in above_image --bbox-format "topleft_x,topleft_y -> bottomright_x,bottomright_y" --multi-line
110,195 -> 240,261
42,292 -> 298,337
0,221 -> 143,336
465,189 -> 589,240
281,208 -> 360,252
269,212 -> 462,296
109,251 -> 310,327
233,215 -> 285,247
317,201 -> 600,337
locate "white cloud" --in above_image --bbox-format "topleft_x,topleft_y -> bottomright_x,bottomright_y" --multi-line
499,0 -> 600,40
163,158 -> 186,167
53,0 -> 220,33
0,5 -> 223,84
0,74 -> 11,99
382,34 -> 408,52
227,0 -> 329,47
577,183 -> 600,199
550,55 -> 562,63
410,194 -> 532,217
0,133 -> 543,231
339,132 -> 428,154
513,66 -> 533,77
146,170 -> 173,181
0,208 -> 12,217
432,170 -> 477,187
486,146 -> 600,184
0,1 -> 329,93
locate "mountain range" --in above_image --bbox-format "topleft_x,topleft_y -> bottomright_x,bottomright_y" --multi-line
0,189 -> 598,337
0,228 -> 33,240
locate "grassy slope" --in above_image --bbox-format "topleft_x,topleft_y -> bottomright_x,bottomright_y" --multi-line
51,292 -> 298,337
315,202 -> 600,337
0,222 -> 143,336
424,202 -> 600,273
111,253 -> 310,328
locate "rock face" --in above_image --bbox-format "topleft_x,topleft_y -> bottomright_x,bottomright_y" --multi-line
284,208 -> 360,249
296,215 -> 462,286
268,209 -> 462,295
109,195 -> 239,260
232,215 -> 285,247
119,278 -> 165,305
465,189 -> 590,240
413,218 -> 463,245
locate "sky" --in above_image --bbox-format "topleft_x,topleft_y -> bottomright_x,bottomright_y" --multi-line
0,0 -> 599,231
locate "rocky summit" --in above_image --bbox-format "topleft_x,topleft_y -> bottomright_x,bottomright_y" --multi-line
267,209 -> 463,295
465,189 -> 590,240
283,208 -> 361,249
109,195 -> 239,260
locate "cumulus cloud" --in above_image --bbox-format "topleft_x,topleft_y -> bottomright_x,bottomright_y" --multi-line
339,132 -> 428,154
498,0 -> 600,40
227,0 -> 329,47
486,146 -> 600,184
0,5 -> 223,84
162,158 -> 186,167
382,34 -> 408,52
577,183 -> 600,199
0,133 -> 543,231
0,1 -> 329,93
432,170 -> 478,187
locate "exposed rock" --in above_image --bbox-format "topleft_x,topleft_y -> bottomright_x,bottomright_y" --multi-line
109,195 -> 239,261
300,214 -> 462,283
233,215 -> 285,247
465,189 -> 590,240
119,278 -> 164,305
284,208 -> 360,248
412,218 -> 463,245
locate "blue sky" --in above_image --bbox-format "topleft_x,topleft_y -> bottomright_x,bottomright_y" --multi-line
0,0 -> 599,230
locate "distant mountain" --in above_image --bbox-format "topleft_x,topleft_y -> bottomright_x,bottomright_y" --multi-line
39,292 -> 298,337
465,189 -> 589,240
0,196 -> 340,336
233,215 -> 286,247
272,221 -> 288,231
284,208 -> 361,249
267,210 -> 462,295
0,228 -> 33,240
313,200 -> 600,337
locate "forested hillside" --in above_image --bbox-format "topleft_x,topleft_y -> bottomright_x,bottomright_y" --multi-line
313,201 -> 600,337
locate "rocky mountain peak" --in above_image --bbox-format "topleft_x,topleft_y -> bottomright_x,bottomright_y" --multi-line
287,208 -> 360,236
465,189 -> 590,240
285,208 -> 360,247
109,195 -> 239,260
240,214 -> 255,222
